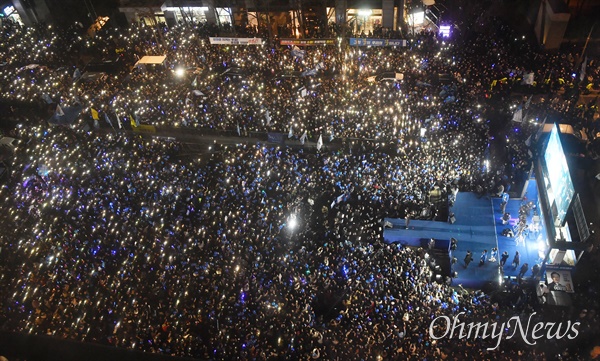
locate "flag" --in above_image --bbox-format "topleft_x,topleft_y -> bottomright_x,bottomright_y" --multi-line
288,124 -> 293,138
192,90 -> 204,96
298,87 -> 308,97
300,130 -> 308,145
524,96 -> 532,110
512,108 -> 523,123
42,93 -> 53,104
329,131 -> 334,142
265,109 -> 271,126
291,46 -> 305,59
237,122 -> 241,136
580,56 -> 587,82
115,113 -> 122,129
301,69 -> 317,77
185,97 -> 192,105
192,76 -> 198,88
55,104 -> 64,116
317,134 -> 323,151
104,112 -> 114,128
73,68 -> 81,80
130,115 -> 138,128
91,108 -> 100,121
315,62 -> 325,71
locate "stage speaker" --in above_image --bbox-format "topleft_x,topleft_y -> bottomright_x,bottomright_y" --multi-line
449,215 -> 456,224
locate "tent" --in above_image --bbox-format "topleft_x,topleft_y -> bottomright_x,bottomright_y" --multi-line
134,55 -> 167,68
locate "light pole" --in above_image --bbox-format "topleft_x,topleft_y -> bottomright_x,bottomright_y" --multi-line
577,21 -> 597,72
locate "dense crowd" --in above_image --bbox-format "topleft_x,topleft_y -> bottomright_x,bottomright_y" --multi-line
0,127 -> 597,360
1,0 -> 600,360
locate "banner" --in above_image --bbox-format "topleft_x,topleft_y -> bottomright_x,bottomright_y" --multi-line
209,37 -> 263,45
280,39 -> 335,46
349,38 -> 408,47
268,133 -> 285,144
545,270 -> 574,293
133,124 -> 156,133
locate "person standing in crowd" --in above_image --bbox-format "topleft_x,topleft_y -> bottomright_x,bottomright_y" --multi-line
464,251 -> 474,268
405,209 -> 411,229
479,249 -> 488,267
500,251 -> 509,267
518,263 -> 529,279
531,264 -> 540,279
511,251 -> 520,269
489,247 -> 498,262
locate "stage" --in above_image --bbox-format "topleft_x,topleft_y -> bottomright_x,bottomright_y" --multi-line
383,182 -> 543,290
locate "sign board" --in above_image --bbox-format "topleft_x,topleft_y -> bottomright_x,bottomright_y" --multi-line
349,38 -> 408,47
209,37 -> 263,45
280,39 -> 336,46
571,194 -> 590,242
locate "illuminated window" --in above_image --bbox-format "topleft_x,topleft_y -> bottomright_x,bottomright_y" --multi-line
216,8 -> 232,25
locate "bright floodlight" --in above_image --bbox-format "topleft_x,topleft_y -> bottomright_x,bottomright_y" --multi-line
288,216 -> 297,230
358,9 -> 372,17
175,67 -> 185,77
410,11 -> 425,25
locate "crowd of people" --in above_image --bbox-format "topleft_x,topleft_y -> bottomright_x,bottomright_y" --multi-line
1,0 -> 600,359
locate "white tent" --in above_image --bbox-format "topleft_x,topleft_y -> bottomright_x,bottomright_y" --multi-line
134,55 -> 167,68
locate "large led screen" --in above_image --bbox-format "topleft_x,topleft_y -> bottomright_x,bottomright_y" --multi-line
543,124 -> 575,225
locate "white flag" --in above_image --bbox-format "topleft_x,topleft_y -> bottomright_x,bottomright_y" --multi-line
512,108 -> 522,123
580,56 -> 587,82
317,134 -> 323,151
56,104 -> 65,116
288,124 -> 293,138
192,90 -> 204,96
116,114 -> 122,129
185,97 -> 192,105
524,96 -> 532,110
329,131 -> 334,142
237,122 -> 241,136
192,76 -> 198,88
104,112 -> 114,128
300,130 -> 308,145
265,109 -> 271,126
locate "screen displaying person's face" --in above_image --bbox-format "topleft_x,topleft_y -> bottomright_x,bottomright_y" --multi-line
551,274 -> 560,283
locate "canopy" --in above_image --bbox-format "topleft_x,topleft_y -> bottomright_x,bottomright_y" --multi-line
48,104 -> 83,126
135,55 -> 167,67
